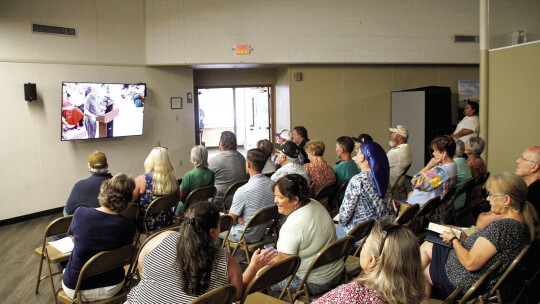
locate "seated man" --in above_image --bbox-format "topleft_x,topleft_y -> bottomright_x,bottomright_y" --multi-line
271,141 -> 310,185
208,131 -> 248,209
64,151 -> 112,216
226,149 -> 275,243
387,125 -> 412,199
333,136 -> 360,200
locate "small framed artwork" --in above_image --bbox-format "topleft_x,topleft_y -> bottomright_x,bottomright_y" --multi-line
171,97 -> 182,109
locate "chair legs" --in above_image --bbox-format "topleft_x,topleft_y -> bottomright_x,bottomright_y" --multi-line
35,248 -> 59,304
35,252 -> 45,294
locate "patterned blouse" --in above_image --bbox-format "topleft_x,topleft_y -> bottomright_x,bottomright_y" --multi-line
312,282 -> 384,304
445,218 -> 528,300
303,160 -> 336,203
138,173 -> 176,231
467,155 -> 487,204
339,171 -> 394,234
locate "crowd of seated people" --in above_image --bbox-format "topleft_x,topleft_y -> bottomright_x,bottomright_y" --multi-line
47,118 -> 540,303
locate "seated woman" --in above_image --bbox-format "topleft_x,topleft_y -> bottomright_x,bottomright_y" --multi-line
134,147 -> 180,231
465,136 -> 487,204
407,135 -> 457,208
178,145 -> 214,212
125,201 -> 275,303
420,172 -> 540,301
336,141 -> 393,240
303,140 -> 336,202
62,173 -> 136,302
313,221 -> 425,304
257,139 -> 277,174
271,174 -> 344,295
452,140 -> 472,209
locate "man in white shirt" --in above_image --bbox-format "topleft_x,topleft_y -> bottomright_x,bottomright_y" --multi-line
387,125 -> 412,199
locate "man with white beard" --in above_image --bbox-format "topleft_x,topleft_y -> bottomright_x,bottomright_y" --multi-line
387,125 -> 412,199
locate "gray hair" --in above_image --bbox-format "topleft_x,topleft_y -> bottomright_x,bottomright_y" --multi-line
468,137 -> 485,156
89,166 -> 109,174
285,155 -> 297,164
455,140 -> 465,158
190,145 -> 209,168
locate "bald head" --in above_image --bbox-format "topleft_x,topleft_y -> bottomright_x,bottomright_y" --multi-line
516,146 -> 540,185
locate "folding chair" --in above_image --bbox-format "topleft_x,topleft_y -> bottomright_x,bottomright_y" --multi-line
264,172 -> 274,178
395,203 -> 419,227
343,219 -> 375,281
292,236 -> 355,303
56,245 -> 138,304
391,164 -> 411,199
219,214 -> 234,250
34,215 -> 73,303
228,205 -> 280,263
313,182 -> 336,209
121,202 -> 139,220
429,261 -> 502,304
188,284 -> 237,304
136,194 -> 179,244
432,185 -> 457,224
328,180 -> 349,218
484,244 -> 532,304
219,180 -> 248,213
183,185 -> 217,214
241,255 -> 301,304
446,178 -> 476,226
408,196 -> 441,235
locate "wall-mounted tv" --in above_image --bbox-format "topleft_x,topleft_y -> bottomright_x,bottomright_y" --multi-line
61,82 -> 146,141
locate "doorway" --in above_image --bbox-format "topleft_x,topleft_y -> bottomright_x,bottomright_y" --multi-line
195,86 -> 272,151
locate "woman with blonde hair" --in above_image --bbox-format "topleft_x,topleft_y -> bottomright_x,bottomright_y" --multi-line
420,172 -> 539,301
313,221 -> 425,304
134,147 -> 179,231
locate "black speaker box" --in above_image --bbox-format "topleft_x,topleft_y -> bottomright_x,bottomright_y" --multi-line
24,83 -> 37,101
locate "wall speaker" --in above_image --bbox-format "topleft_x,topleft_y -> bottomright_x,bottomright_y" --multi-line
294,72 -> 303,81
24,83 -> 37,101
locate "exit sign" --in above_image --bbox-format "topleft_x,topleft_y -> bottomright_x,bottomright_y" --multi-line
235,44 -> 250,55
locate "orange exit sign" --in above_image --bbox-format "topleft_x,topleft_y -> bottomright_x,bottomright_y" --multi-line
235,44 -> 250,55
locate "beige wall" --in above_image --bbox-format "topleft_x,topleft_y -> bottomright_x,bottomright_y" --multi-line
275,67 -> 291,135
487,41 -> 540,174
289,65 -> 479,162
0,63 -> 194,220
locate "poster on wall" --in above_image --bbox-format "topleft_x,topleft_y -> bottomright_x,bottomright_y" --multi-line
458,80 -> 479,120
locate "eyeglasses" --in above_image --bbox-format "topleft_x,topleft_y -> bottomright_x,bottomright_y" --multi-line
487,192 -> 504,198
378,225 -> 400,256
519,156 -> 539,163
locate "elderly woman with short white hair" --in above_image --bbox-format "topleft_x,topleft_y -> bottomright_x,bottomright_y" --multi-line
178,145 -> 214,212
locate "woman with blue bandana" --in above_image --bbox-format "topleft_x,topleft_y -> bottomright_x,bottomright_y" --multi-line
336,141 -> 394,239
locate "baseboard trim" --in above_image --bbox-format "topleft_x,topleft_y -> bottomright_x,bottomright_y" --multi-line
0,207 -> 63,227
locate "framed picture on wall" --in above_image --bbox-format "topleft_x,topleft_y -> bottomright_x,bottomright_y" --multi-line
171,97 -> 182,109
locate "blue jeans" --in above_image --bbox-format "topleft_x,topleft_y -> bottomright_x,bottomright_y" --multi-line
271,270 -> 343,295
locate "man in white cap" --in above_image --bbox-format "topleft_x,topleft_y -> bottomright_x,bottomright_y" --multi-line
272,129 -> 292,168
387,125 -> 412,199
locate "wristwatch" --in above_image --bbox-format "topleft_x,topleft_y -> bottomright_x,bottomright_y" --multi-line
450,236 -> 459,247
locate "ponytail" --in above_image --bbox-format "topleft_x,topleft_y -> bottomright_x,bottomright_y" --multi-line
522,201 -> 540,243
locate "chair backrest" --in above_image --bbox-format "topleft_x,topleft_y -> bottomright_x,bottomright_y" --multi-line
244,205 -> 279,228
220,180 -> 248,210
416,196 -> 441,219
488,244 -> 531,297
73,245 -> 138,294
395,203 -> 419,226
45,215 -> 73,238
306,236 -> 354,274
145,194 -> 179,217
314,182 -> 336,201
188,284 -> 237,304
458,260 -> 502,304
439,184 -> 457,207
184,186 -> 217,213
240,256 -> 301,304
346,219 -> 374,244
264,172 -> 274,178
453,178 -> 476,199
121,202 -> 139,219
391,163 -> 412,191
219,214 -> 234,233
328,180 -> 349,214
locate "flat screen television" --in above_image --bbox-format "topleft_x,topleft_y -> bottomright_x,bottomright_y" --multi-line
61,82 -> 146,141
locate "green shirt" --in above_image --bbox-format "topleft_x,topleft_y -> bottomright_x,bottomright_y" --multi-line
333,160 -> 360,200
180,167 -> 214,201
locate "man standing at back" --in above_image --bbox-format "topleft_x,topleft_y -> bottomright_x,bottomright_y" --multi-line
387,125 -> 412,199
226,149 -> 275,243
64,151 -> 112,216
333,136 -> 360,200
516,146 -> 540,213
208,131 -> 247,208
292,126 -> 310,165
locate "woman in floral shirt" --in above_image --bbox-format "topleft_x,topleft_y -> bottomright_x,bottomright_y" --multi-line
303,140 -> 336,206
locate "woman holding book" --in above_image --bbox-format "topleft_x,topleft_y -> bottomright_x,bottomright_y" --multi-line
419,172 -> 539,301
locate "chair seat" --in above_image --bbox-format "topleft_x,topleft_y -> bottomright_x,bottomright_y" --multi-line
57,289 -> 129,304
35,245 -> 71,263
344,256 -> 362,278
229,234 -> 278,252
244,292 -> 289,304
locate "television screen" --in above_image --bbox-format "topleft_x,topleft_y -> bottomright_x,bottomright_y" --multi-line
61,82 -> 145,141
